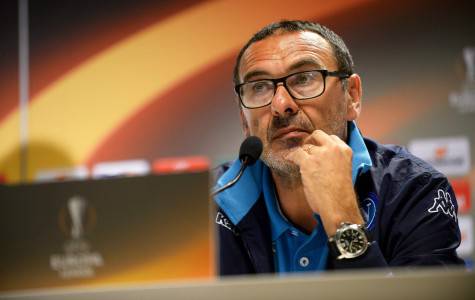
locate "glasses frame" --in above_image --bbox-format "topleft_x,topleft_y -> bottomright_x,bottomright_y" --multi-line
235,69 -> 351,109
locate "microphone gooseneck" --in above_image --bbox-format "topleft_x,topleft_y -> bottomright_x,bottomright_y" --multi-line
211,136 -> 263,197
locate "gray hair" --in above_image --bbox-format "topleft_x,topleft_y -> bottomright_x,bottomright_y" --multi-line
233,20 -> 354,86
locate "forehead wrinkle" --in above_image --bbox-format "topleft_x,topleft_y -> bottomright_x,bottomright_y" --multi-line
239,31 -> 337,82
240,52 -> 283,78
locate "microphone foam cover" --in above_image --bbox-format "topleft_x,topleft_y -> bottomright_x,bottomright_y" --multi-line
239,136 -> 263,166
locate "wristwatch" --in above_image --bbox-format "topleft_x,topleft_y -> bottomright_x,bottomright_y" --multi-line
328,222 -> 370,260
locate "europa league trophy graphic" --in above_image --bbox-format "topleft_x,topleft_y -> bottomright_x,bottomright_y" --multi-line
464,47 -> 475,84
450,46 -> 475,113
68,196 -> 87,240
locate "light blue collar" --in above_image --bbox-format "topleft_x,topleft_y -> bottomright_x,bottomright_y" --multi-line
348,121 -> 372,183
214,159 -> 265,225
213,121 -> 372,226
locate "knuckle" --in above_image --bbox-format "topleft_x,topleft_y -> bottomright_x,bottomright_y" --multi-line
314,129 -> 326,137
342,145 -> 353,156
311,130 -> 321,139
327,145 -> 338,154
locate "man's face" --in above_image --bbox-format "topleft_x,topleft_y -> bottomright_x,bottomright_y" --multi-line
238,31 -> 360,179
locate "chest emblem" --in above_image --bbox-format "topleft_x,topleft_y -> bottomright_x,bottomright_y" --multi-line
361,192 -> 378,231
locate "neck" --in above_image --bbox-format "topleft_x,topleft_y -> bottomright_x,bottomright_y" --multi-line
271,171 -> 317,234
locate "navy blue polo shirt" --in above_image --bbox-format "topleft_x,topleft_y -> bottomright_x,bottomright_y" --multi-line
214,121 -> 372,273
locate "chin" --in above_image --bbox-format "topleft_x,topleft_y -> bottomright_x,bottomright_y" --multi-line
261,147 -> 301,180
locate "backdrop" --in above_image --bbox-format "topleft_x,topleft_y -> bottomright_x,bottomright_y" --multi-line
1,0 -> 474,276
0,0 -> 473,182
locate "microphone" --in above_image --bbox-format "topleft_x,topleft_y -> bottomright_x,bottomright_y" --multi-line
211,136 -> 263,196
238,135 -> 263,166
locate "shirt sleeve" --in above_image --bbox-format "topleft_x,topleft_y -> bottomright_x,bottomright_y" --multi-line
329,172 -> 464,270
384,174 -> 464,267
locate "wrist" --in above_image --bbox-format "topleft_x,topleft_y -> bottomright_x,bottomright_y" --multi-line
318,189 -> 364,236
321,212 -> 365,236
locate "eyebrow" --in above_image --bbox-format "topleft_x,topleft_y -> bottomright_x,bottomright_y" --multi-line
287,59 -> 324,72
242,70 -> 271,83
241,58 -> 325,83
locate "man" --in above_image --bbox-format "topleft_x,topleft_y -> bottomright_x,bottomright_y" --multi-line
213,20 -> 464,275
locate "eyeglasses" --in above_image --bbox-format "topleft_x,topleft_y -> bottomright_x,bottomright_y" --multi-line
235,69 -> 351,109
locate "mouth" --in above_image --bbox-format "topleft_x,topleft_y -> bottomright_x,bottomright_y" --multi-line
271,126 -> 310,141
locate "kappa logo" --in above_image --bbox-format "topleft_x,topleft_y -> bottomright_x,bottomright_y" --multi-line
428,189 -> 457,221
216,212 -> 238,235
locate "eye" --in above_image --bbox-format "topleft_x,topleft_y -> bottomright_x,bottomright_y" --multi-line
250,81 -> 272,94
292,72 -> 314,85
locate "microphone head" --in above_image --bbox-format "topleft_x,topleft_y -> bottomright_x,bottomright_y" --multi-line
239,136 -> 263,166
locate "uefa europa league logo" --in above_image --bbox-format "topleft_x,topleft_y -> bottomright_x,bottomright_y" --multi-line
52,195 -> 104,279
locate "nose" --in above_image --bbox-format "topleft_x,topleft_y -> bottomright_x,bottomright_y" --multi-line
270,84 -> 299,117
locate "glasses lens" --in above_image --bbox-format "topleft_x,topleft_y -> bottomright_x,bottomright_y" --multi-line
286,71 -> 324,99
240,80 -> 274,108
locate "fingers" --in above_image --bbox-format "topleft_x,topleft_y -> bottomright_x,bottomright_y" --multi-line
304,129 -> 331,146
304,129 -> 345,147
287,130 -> 350,166
329,134 -> 348,148
285,147 -> 309,165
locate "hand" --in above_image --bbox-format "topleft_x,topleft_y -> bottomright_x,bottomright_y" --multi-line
285,130 -> 364,236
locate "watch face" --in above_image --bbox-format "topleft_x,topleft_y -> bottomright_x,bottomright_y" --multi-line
336,225 -> 368,258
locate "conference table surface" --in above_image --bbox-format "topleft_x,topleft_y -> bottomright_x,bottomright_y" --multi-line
0,267 -> 472,300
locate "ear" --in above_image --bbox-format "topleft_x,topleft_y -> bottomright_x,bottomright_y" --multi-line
345,73 -> 362,121
239,109 -> 251,137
